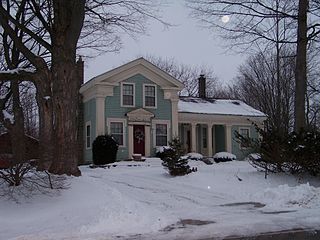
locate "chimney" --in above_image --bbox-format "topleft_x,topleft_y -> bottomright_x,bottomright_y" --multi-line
198,74 -> 206,98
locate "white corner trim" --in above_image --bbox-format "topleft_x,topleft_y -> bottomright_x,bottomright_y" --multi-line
143,83 -> 157,109
106,118 -> 127,147
152,119 -> 171,147
120,82 -> 135,108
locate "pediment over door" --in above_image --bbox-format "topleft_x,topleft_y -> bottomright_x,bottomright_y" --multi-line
127,108 -> 154,123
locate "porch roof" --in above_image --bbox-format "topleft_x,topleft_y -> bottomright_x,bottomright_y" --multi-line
178,97 -> 266,117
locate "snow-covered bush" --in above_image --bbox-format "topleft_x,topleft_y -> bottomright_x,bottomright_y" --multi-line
213,152 -> 236,163
161,138 -> 197,176
155,146 -> 172,159
186,152 -> 203,161
92,135 -> 118,165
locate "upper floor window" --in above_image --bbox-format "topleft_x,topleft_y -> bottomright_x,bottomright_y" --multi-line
121,83 -> 135,107
143,84 -> 156,108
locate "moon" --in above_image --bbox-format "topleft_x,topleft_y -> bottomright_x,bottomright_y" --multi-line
221,15 -> 230,23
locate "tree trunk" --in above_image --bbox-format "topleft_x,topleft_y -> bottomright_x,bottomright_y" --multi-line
35,73 -> 55,171
49,59 -> 81,176
294,0 -> 308,131
48,0 -> 85,176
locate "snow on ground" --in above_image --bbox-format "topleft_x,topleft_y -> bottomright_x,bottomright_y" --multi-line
1,159 -> 320,240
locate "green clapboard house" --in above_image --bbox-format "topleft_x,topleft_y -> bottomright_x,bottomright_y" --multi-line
80,58 -> 266,162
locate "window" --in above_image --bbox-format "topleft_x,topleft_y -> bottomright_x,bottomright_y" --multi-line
144,85 -> 156,108
86,122 -> 91,149
156,124 -> 167,146
122,83 -> 134,107
110,122 -> 124,146
239,128 -> 250,148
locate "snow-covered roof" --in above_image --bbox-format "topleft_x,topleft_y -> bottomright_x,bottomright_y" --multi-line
178,97 -> 266,117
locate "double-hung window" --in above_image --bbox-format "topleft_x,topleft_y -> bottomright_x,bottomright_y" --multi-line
86,122 -> 91,149
156,124 -> 167,146
239,128 -> 250,149
122,83 -> 134,107
144,85 -> 156,108
110,122 -> 124,146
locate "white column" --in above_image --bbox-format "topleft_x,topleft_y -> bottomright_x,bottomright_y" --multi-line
95,97 -> 105,136
207,123 -> 213,157
145,125 -> 151,157
191,122 -> 197,152
128,125 -> 133,158
225,124 -> 232,153
171,99 -> 179,138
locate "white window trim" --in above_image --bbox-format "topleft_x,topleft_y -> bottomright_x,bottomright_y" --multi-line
107,118 -> 127,147
239,127 -> 250,150
121,82 -> 135,107
143,84 -> 157,109
85,121 -> 91,150
152,120 -> 171,147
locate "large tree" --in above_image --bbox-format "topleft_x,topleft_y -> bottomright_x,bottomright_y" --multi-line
0,0 -> 164,176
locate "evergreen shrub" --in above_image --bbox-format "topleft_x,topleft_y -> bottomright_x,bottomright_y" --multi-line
161,138 -> 197,176
236,125 -> 320,177
92,135 -> 118,165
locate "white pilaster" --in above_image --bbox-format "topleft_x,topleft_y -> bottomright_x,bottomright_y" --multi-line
95,97 -> 105,136
225,124 -> 232,153
145,125 -> 151,157
171,99 -> 179,138
191,122 -> 197,152
128,125 -> 133,158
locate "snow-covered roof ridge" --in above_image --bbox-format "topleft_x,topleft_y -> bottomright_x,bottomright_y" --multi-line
178,96 -> 267,117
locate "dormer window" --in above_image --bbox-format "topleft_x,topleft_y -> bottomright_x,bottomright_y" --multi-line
143,84 -> 157,108
121,83 -> 135,107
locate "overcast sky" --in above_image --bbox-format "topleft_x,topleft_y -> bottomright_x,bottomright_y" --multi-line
84,1 -> 246,85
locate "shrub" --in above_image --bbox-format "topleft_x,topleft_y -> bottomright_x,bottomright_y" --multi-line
161,138 -> 197,176
155,146 -> 172,159
213,152 -> 236,163
92,135 -> 118,165
237,125 -> 320,177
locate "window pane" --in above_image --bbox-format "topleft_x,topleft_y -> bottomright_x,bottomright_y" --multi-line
156,124 -> 167,135
145,96 -> 155,107
123,84 -> 133,95
123,95 -> 133,106
156,124 -> 167,146
122,84 -> 134,106
86,125 -> 91,148
240,128 -> 249,148
145,86 -> 155,96
145,86 -> 155,107
86,125 -> 90,137
110,122 -> 123,145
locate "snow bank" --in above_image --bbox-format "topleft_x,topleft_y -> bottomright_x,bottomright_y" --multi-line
252,183 -> 320,210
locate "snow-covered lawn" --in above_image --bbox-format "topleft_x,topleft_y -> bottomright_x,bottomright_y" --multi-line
1,159 -> 320,240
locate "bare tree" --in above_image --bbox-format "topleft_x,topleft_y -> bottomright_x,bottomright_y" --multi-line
145,55 -> 220,97
0,0 -> 166,176
231,49 -> 295,133
186,0 -> 320,131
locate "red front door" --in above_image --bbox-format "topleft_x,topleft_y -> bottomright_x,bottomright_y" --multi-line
133,125 -> 145,155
